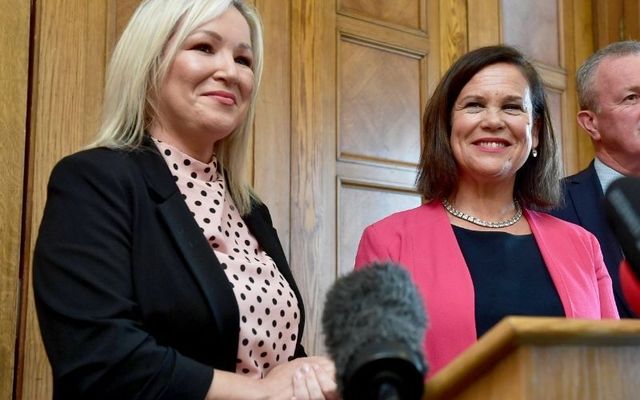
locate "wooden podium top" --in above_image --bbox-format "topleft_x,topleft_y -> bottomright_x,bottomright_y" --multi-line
423,317 -> 640,399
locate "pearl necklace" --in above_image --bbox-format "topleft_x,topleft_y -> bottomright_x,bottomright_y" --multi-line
442,198 -> 523,228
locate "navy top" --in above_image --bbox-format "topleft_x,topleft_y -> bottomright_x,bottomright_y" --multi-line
452,225 -> 565,337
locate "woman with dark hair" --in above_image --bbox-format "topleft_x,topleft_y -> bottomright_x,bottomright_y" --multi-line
354,45 -> 618,377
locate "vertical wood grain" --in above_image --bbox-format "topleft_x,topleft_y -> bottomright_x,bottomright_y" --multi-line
572,0 -> 596,172
340,0 -> 422,30
467,0 -> 501,49
439,0 -> 467,72
593,0 -> 624,47
20,1 -> 109,398
623,0 -> 640,39
559,0 -> 580,175
0,1 -> 30,398
290,0 -> 338,354
253,0 -> 292,257
425,0 -> 440,95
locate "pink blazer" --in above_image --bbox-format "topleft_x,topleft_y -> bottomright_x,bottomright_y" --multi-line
354,201 -> 619,377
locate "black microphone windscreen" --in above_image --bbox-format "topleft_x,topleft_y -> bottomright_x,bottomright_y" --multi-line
605,176 -> 640,276
322,262 -> 427,398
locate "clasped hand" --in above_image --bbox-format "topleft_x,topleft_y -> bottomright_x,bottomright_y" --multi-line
262,356 -> 339,400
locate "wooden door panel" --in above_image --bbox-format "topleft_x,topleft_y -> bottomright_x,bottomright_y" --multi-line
339,39 -> 422,165
339,0 -> 425,31
502,0 -> 561,67
338,182 -> 421,276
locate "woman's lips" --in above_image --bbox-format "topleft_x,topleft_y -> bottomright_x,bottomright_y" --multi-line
473,139 -> 510,152
205,90 -> 236,105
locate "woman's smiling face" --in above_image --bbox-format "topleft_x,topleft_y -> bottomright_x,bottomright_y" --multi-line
450,62 -> 539,185
151,6 -> 255,159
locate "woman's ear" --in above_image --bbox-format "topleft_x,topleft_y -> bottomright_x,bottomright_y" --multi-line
531,118 -> 540,150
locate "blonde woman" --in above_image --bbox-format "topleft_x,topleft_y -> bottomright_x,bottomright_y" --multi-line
33,1 -> 336,399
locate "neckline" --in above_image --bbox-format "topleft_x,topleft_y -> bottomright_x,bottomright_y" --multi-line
152,137 -> 219,183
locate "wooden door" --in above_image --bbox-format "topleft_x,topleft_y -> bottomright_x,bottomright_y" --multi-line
289,0 -> 438,353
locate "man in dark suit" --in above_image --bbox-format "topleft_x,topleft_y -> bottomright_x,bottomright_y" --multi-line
550,41 -> 640,318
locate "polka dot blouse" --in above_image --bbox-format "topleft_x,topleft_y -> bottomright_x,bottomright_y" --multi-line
153,138 -> 300,379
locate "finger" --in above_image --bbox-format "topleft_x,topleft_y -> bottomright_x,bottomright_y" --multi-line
292,368 -> 308,400
312,364 -> 339,400
301,364 -> 324,400
314,360 -> 336,379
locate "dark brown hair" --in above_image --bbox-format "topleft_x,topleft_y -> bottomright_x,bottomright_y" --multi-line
416,45 -> 561,209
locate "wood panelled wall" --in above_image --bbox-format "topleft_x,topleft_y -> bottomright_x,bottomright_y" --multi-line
19,1 -> 111,398
0,0 -> 30,398
3,0 -> 640,398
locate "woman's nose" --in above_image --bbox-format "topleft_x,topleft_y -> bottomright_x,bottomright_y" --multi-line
213,52 -> 239,82
480,108 -> 505,130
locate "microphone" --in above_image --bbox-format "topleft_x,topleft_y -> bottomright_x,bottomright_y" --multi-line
605,176 -> 640,278
620,260 -> 640,316
605,176 -> 640,315
322,262 -> 427,400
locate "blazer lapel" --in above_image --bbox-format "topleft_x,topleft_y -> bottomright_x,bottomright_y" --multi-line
565,165 -> 608,236
132,137 -> 239,366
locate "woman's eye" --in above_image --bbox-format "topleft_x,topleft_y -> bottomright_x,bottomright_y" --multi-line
503,104 -> 523,114
464,102 -> 483,111
194,43 -> 213,53
624,93 -> 639,103
235,56 -> 253,68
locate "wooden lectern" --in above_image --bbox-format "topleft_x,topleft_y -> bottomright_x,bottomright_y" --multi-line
423,317 -> 640,399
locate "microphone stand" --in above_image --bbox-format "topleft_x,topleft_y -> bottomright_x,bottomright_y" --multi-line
342,342 -> 426,400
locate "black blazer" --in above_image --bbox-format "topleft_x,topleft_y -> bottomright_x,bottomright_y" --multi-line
33,138 -> 306,399
549,162 -> 631,317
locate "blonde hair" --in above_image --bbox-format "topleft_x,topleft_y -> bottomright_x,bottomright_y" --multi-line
92,0 -> 264,215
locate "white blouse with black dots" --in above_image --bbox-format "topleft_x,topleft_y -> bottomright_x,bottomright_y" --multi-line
153,137 -> 301,379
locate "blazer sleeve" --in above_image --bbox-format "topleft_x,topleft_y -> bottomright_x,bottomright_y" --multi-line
33,153 -> 213,399
588,231 -> 620,318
